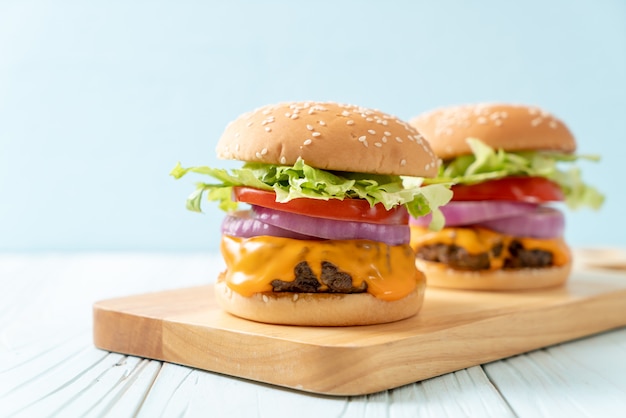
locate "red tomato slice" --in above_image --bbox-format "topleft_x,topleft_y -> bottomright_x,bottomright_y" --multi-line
450,176 -> 564,203
232,186 -> 409,225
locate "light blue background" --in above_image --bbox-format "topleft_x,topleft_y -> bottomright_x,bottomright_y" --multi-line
1,1 -> 624,252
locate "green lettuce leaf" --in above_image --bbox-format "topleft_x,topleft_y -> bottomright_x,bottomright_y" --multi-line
170,158 -> 453,230
424,138 -> 604,210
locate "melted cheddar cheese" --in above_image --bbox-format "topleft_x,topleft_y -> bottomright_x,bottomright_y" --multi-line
220,235 -> 423,301
409,226 -> 570,270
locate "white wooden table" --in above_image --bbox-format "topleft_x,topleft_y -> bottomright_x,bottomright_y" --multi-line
1,252 -> 625,417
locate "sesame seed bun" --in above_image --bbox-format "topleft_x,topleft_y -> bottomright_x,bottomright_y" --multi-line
409,103 -> 576,160
216,101 -> 439,177
415,258 -> 572,291
214,277 -> 426,326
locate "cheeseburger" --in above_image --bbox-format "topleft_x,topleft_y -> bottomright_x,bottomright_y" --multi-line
171,101 -> 451,325
408,103 -> 604,290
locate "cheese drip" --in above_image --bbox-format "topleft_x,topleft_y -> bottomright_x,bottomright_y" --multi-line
410,226 -> 570,270
220,235 -> 423,301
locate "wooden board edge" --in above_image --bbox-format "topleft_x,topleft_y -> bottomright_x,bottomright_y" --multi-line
177,290 -> 626,396
91,285 -> 626,396
93,303 -> 164,359
318,290 -> 626,395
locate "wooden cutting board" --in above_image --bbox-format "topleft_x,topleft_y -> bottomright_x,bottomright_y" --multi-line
93,265 -> 626,396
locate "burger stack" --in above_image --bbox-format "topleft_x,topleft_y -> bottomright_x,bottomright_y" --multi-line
172,101 -> 603,326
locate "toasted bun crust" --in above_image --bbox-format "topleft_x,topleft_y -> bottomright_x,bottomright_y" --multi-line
215,279 -> 426,326
410,103 -> 576,160
216,101 -> 439,177
415,259 -> 572,291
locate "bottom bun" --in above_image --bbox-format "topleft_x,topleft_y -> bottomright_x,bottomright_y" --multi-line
416,259 -> 573,291
214,278 -> 426,326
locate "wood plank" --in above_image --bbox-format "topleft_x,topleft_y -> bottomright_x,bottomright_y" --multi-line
484,327 -> 626,417
414,367 -> 515,417
138,364 -> 350,418
92,267 -> 626,396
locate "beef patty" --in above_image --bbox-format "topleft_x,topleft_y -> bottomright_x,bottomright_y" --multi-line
416,239 -> 553,270
271,261 -> 368,293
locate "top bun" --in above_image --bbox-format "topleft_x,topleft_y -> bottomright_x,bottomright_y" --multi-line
216,101 -> 439,177
409,103 -> 576,160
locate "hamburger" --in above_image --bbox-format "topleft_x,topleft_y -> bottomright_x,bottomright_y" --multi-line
408,103 -> 604,290
171,101 -> 452,325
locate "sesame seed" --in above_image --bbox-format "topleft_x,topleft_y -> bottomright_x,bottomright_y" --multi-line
306,124 -> 314,130
341,110 -> 350,117
381,137 -> 387,143
235,144 -> 240,151
285,113 -> 291,118
374,142 -> 382,148
366,118 -> 373,122
384,131 -> 391,136
495,119 -> 503,126
477,117 -> 487,124
368,129 -> 376,135
262,109 -> 270,115
531,117 -> 542,127
346,120 -> 355,125
293,294 -> 299,301
265,127 -> 271,132
549,120 -> 558,129
261,148 -> 268,155
234,132 -> 240,138
395,137 -> 403,143
291,114 -> 299,119
358,136 -> 367,142
308,108 -> 315,115
319,120 -> 326,126
312,132 -> 321,137
247,122 -> 253,127
400,159 -> 406,166
280,156 -> 287,164
262,295 -> 269,303
255,152 -> 262,159
303,139 -> 312,145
